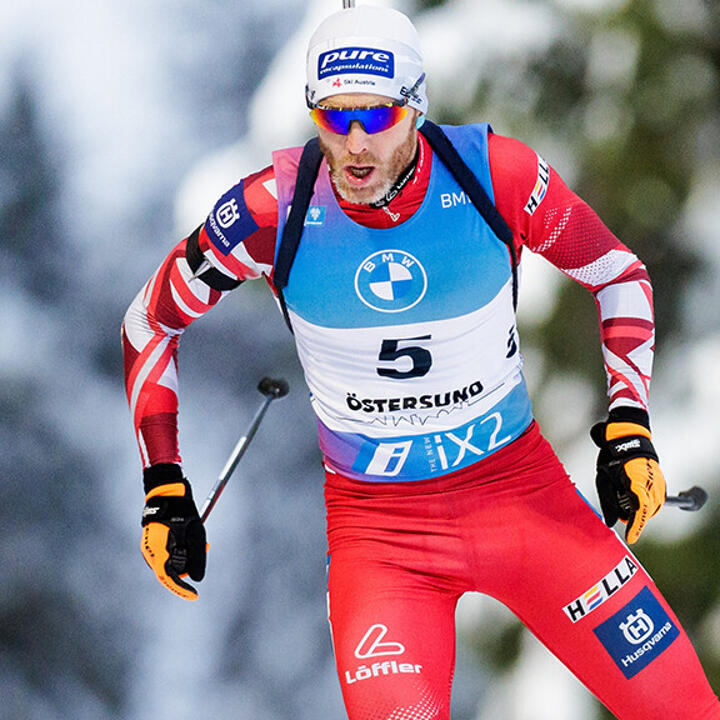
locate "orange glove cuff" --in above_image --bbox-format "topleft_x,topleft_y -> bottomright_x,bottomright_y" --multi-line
145,482 -> 187,502
605,422 -> 652,442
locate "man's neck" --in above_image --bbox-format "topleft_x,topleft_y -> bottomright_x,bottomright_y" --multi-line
368,144 -> 420,209
332,133 -> 431,229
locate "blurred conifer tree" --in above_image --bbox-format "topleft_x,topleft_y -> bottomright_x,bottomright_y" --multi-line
0,75 -> 136,718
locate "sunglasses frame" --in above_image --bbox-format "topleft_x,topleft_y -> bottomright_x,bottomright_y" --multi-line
309,101 -> 409,135
307,72 -> 426,136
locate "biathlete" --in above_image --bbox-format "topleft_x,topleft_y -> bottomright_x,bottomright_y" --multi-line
122,4 -> 720,718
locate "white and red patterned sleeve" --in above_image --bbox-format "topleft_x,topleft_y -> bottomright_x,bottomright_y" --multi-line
122,165 -> 279,468
489,133 -> 654,412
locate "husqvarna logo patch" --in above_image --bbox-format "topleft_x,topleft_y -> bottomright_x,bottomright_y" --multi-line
354,249 -> 427,313
593,586 -> 678,679
216,198 -> 240,228
620,609 -> 655,644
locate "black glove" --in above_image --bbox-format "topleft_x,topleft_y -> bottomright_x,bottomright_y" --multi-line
590,407 -> 666,545
141,463 -> 207,601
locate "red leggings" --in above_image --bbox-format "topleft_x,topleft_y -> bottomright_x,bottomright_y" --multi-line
324,423 -> 719,719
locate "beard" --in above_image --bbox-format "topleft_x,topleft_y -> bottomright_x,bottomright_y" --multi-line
319,123 -> 417,205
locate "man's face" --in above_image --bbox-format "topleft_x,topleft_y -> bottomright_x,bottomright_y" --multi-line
315,93 -> 418,205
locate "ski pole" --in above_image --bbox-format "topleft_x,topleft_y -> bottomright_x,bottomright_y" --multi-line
665,485 -> 708,512
200,377 -> 289,523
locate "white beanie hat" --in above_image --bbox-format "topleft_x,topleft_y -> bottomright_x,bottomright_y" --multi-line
305,5 -> 428,114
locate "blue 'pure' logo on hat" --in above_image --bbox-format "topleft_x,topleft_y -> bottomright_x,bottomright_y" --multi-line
593,586 -> 679,679
318,47 -> 395,80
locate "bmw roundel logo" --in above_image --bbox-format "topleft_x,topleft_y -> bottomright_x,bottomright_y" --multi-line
354,249 -> 427,313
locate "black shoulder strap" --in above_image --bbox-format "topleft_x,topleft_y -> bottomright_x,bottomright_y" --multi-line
419,120 -> 518,310
185,225 -> 242,292
274,137 -> 324,331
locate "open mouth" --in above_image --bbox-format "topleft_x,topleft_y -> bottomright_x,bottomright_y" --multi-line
345,165 -> 375,184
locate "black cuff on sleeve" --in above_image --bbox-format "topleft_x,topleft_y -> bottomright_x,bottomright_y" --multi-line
185,226 -> 242,292
608,406 -> 650,430
143,463 -> 184,493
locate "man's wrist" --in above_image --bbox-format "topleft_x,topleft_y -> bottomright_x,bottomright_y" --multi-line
607,406 -> 650,430
143,463 -> 184,493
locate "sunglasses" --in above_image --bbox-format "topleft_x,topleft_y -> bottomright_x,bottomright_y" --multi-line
309,102 -> 409,135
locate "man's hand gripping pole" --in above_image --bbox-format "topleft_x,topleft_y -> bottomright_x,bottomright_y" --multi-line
591,411 -> 709,544
200,377 -> 290,523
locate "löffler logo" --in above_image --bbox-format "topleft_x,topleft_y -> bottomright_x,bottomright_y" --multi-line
354,624 -> 405,658
345,624 -> 422,686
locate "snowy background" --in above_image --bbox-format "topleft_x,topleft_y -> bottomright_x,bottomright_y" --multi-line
1,0 -> 718,718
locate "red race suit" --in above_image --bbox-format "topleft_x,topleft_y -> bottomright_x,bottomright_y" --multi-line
122,130 -> 719,719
